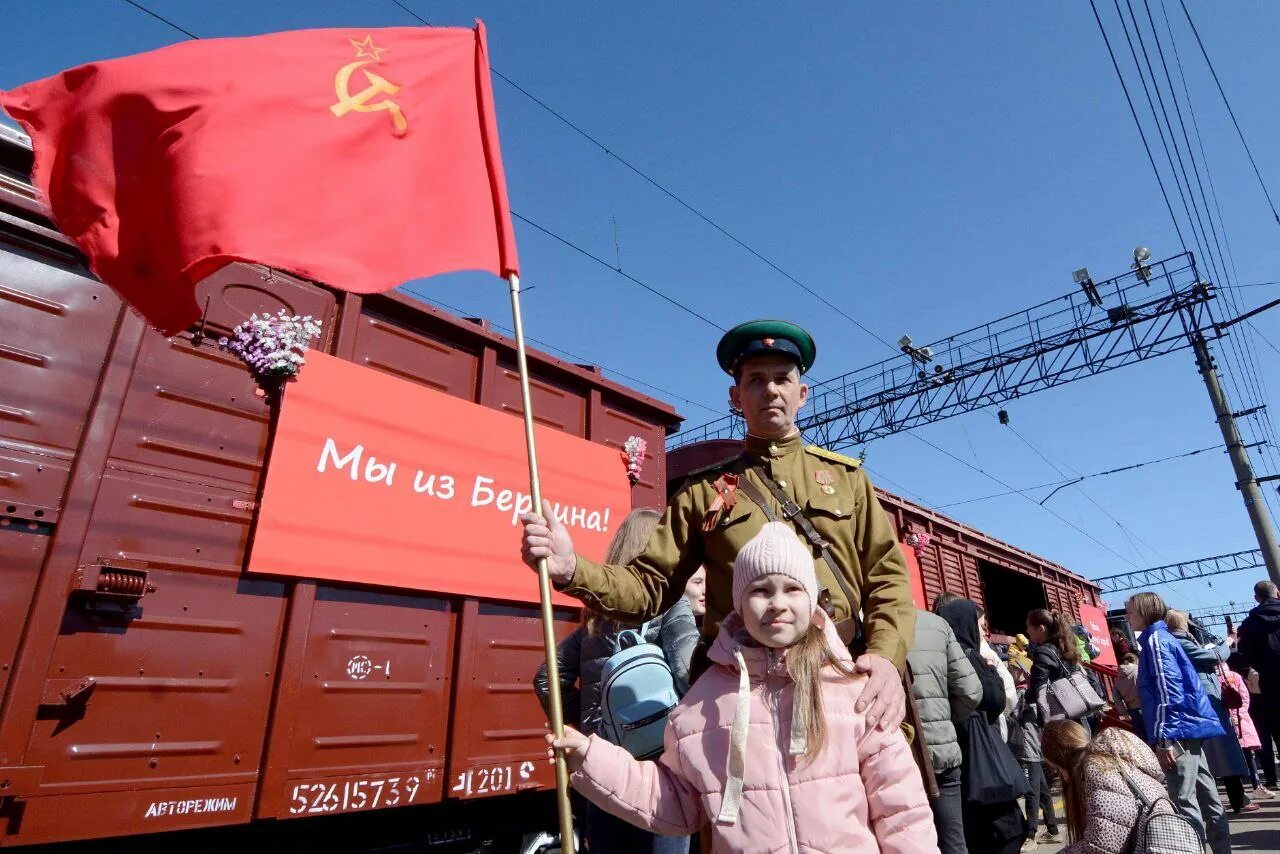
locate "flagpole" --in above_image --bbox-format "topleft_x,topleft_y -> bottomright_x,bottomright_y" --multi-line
507,272 -> 576,853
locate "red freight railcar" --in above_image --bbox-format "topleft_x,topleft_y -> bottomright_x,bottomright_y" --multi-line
0,126 -> 681,851
667,442 -> 1105,637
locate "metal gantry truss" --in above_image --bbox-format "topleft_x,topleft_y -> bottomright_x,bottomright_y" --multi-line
671,253 -> 1220,450
1093,549 -> 1264,595
1189,603 -> 1255,623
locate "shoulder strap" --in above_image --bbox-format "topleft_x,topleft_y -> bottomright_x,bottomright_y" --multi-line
735,477 -> 778,522
746,466 -> 860,620
804,444 -> 862,469
1117,765 -> 1163,854
1118,766 -> 1154,808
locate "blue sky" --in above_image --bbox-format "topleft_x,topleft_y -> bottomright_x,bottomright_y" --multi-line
6,2 -> 1280,622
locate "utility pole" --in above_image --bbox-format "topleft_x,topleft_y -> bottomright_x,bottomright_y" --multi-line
1189,330 -> 1280,586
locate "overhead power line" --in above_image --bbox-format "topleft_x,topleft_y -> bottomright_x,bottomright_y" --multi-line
1177,0 -> 1280,226
510,212 -> 724,331
1115,0 -> 1208,276
1247,321 -> 1280,359
936,443 -> 1222,509
121,0 -> 198,38
397,283 -> 723,416
906,431 -> 1143,569
1005,422 -> 1164,563
386,0 -> 895,351
1098,0 -> 1280,530
1156,0 -> 1280,525
1221,282 -> 1280,291
1088,0 -> 1186,248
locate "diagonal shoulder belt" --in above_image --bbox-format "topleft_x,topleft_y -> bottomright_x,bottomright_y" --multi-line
736,467 -> 859,646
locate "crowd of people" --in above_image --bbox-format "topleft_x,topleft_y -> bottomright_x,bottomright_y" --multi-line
516,318 -> 1280,852
535,528 -> 1280,854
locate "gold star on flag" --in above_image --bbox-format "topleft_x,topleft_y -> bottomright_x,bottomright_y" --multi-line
349,35 -> 387,62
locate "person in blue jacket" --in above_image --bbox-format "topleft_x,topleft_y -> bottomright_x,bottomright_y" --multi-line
1125,591 -> 1230,854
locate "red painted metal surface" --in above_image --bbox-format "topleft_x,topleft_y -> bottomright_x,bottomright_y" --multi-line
0,131 -> 682,848
255,586 -> 456,820
445,601 -> 578,803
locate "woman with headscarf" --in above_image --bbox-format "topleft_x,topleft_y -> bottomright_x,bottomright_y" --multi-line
939,598 -> 1029,854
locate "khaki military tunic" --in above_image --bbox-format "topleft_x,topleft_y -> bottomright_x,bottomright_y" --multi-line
564,431 -> 917,671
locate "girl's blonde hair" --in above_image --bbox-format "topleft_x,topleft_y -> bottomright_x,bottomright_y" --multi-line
1041,720 -> 1093,844
1125,591 -> 1168,630
1164,609 -> 1189,633
1043,720 -> 1146,845
584,508 -> 661,636
785,621 -> 858,758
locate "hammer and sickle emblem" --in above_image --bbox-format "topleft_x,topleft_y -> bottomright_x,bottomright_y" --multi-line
331,60 -> 407,136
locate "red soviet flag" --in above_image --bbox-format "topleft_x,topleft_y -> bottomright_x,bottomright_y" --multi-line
1,23 -> 518,335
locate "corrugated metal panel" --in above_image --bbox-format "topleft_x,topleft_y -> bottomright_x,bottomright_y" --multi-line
25,469 -> 285,782
960,554 -> 982,605
0,250 -> 120,454
0,267 -> 338,845
9,468 -> 284,844
0,449 -> 69,706
108,266 -> 335,489
917,542 -> 944,608
938,544 -> 967,596
492,363 -> 586,438
351,314 -> 480,401
592,392 -> 668,511
446,601 -> 578,801
256,586 -> 454,820
0,249 -> 119,714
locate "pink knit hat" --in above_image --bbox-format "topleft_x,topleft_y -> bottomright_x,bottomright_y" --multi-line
732,522 -> 819,613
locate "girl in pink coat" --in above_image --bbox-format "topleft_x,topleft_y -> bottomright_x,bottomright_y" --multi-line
1226,652 -> 1274,800
548,522 -> 938,853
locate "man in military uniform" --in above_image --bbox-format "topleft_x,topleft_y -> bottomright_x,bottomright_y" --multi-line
520,319 -> 916,730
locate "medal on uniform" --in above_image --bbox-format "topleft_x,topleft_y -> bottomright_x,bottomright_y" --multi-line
703,473 -> 739,531
815,469 -> 835,495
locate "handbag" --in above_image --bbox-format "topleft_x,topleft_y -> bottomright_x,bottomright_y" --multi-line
1118,767 -> 1202,854
1037,667 -> 1106,722
959,712 -> 1031,805
1217,660 -> 1243,711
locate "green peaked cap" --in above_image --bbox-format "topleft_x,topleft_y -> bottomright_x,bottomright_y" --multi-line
716,319 -> 817,376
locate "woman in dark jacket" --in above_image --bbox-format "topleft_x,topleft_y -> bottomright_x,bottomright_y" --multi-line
532,509 -> 699,854
1025,609 -> 1084,725
940,598 -> 1029,854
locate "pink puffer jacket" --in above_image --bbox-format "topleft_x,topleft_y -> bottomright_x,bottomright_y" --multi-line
570,613 -> 938,853
1225,669 -> 1260,750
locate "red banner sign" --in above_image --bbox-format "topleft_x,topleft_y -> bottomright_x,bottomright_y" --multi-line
1078,602 -> 1116,667
248,352 -> 632,603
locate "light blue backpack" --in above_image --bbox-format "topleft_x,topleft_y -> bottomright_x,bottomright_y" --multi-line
598,622 -> 680,759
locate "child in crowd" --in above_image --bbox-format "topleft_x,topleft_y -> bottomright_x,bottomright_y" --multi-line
548,522 -> 938,852
533,509 -> 699,853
